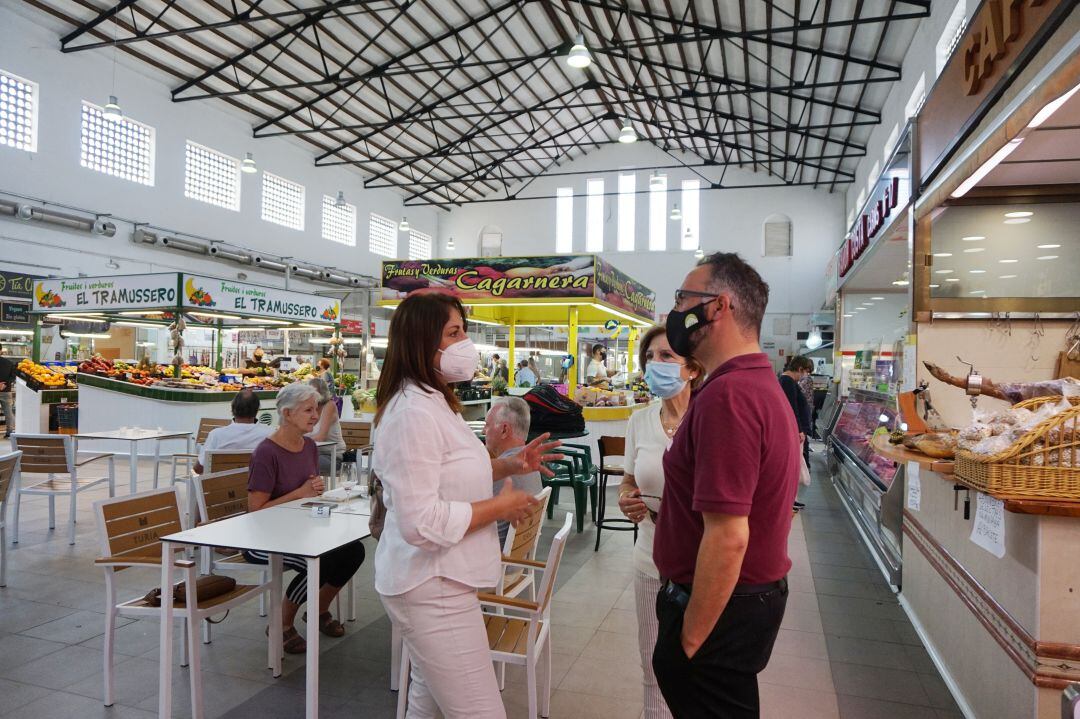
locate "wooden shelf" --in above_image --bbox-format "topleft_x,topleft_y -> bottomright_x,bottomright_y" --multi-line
871,434 -> 955,475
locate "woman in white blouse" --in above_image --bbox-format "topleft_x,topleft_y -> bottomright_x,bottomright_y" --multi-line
618,325 -> 704,719
372,292 -> 560,719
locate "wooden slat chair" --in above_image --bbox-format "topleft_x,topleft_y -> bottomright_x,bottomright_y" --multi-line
167,417 -> 231,487
203,449 -> 254,474
394,513 -> 574,719
192,468 -> 270,643
338,420 -> 374,486
94,486 -> 277,713
0,450 -> 22,587
10,434 -> 115,545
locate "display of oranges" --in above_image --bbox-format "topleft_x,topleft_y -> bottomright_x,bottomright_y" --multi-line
17,359 -> 68,388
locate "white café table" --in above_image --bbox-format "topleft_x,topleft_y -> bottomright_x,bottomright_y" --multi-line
158,504 -> 370,719
75,427 -> 192,493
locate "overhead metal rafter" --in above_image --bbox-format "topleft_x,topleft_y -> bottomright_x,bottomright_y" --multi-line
26,0 -> 926,205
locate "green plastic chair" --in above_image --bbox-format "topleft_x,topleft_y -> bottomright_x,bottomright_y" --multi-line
542,443 -> 597,533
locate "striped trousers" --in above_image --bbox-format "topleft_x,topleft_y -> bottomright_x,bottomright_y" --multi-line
635,569 -> 674,719
242,541 -> 365,606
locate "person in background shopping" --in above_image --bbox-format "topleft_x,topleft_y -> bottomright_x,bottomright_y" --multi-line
493,357 -> 509,383
617,325 -> 704,719
780,355 -> 814,512
527,353 -> 541,381
483,397 -> 545,546
244,381 -> 365,654
372,291 -> 561,719
515,360 -> 538,387
488,353 -> 501,376
586,343 -> 613,386
317,357 -> 335,386
307,377 -> 346,476
798,363 -> 818,436
246,345 -> 269,370
0,350 -> 14,437
652,252 -> 800,718
193,388 -> 271,474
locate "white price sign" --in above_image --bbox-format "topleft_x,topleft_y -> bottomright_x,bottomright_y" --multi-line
905,462 -> 921,511
970,492 -> 1006,559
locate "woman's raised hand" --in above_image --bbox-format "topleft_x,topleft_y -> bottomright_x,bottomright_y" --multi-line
497,481 -> 541,526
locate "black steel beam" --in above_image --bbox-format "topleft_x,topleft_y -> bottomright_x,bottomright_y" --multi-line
58,0 -> 138,48
173,49 -> 564,102
60,0 -> 388,52
402,180 -> 848,207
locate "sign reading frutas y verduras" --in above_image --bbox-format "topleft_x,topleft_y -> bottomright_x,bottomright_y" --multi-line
594,259 -> 656,321
380,256 -> 596,302
33,273 -> 178,312
182,275 -> 340,324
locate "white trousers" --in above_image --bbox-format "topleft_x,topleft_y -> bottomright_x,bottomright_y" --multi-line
381,577 -> 506,719
634,570 -> 674,719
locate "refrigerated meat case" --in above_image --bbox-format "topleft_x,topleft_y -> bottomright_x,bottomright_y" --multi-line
827,389 -> 905,588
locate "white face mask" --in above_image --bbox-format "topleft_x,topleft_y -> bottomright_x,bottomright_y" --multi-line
437,338 -> 479,383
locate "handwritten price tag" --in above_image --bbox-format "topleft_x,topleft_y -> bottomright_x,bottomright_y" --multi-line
970,493 -> 1006,559
906,462 -> 921,512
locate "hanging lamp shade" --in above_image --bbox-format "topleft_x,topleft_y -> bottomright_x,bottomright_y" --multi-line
649,171 -> 665,189
618,119 -> 636,144
241,152 -> 257,174
334,190 -> 347,209
566,33 -> 591,69
447,236 -> 456,250
670,203 -> 682,221
399,217 -> 410,232
103,95 -> 122,121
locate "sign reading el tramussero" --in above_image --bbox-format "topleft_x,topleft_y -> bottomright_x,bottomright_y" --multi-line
182,275 -> 340,324
33,273 -> 178,312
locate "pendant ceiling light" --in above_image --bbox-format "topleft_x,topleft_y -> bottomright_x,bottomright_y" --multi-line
618,118 -> 636,144
649,171 -> 665,189
566,33 -> 591,69
670,203 -> 682,221
398,217 -> 410,232
103,95 -> 123,122
694,247 -> 705,260
334,190 -> 347,209
805,327 -> 823,350
241,152 -> 257,174
447,236 -> 455,250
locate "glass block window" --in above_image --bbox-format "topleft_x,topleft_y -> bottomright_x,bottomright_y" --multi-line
617,173 -> 635,251
184,141 -> 240,211
585,178 -> 604,252
261,172 -> 305,230
321,195 -> 356,246
409,229 -> 432,260
369,212 -> 397,257
680,179 -> 700,250
79,102 -> 154,185
649,175 -> 667,251
0,70 -> 38,152
555,187 -> 573,253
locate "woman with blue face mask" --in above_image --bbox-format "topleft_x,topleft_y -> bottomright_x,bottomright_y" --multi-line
617,325 -> 704,719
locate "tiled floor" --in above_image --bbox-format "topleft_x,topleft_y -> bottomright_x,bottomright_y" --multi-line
0,446 -> 965,718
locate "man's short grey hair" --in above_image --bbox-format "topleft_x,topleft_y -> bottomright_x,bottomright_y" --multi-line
491,396 -> 531,440
276,382 -> 321,419
697,251 -> 770,337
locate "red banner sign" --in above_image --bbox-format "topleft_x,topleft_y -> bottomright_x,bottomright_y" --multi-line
839,177 -> 900,278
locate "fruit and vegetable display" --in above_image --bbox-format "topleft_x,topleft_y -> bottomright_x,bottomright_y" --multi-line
17,359 -> 72,389
71,355 -> 319,393
574,386 -> 629,407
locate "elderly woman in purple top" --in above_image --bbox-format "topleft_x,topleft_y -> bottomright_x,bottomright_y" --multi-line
243,382 -> 365,655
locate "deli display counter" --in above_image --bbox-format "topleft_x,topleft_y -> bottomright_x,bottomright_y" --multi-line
827,389 -> 904,586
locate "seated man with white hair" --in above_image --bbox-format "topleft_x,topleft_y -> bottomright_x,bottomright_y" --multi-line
484,397 -> 545,545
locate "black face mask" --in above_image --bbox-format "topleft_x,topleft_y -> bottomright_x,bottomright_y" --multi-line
666,302 -> 713,357
599,352 -> 607,361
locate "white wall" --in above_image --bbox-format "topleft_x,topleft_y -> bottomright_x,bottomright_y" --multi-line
844,0 -> 967,222
0,7 -> 436,286
438,142 -> 845,335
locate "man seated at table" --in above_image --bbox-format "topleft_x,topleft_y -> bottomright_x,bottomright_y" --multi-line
194,389 -> 272,474
484,397 -> 545,545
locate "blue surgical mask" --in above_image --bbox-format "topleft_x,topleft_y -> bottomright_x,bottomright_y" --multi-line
644,361 -> 687,399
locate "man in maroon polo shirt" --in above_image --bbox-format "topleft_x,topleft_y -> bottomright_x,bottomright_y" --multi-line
652,252 -> 800,718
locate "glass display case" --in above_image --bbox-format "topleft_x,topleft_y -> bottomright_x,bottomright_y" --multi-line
827,389 -> 905,587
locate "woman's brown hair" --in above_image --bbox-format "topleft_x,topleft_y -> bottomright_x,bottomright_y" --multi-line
638,325 -> 705,390
375,292 -> 466,425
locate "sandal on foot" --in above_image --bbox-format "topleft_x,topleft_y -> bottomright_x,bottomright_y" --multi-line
302,611 -> 346,638
266,625 -> 307,654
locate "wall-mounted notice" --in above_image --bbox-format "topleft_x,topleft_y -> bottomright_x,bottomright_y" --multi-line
906,462 -> 921,512
970,492 -> 1006,559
